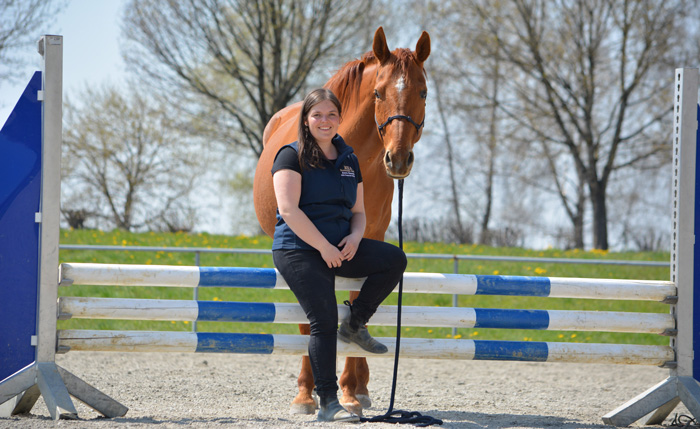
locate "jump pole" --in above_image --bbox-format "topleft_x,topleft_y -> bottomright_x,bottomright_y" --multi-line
602,68 -> 700,425
0,35 -> 127,420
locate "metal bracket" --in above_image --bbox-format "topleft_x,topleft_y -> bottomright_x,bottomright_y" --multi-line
661,328 -> 679,337
57,312 -> 72,321
660,361 -> 678,369
662,295 -> 678,304
58,278 -> 73,287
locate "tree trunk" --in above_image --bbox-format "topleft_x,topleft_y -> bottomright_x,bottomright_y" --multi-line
590,181 -> 609,250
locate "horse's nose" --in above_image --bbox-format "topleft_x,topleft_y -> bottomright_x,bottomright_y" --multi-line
384,150 -> 415,177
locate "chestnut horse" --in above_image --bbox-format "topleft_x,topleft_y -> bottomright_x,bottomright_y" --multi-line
253,27 -> 430,415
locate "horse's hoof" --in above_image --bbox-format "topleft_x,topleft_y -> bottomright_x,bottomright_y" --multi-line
340,401 -> 363,417
356,394 -> 372,409
290,402 -> 317,415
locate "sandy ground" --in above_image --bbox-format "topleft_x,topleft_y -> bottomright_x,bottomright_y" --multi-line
0,351 -> 691,428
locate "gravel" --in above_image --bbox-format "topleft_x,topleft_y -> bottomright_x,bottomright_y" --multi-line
0,351 -> 689,428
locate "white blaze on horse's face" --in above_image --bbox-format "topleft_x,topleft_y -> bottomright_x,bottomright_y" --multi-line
395,75 -> 406,93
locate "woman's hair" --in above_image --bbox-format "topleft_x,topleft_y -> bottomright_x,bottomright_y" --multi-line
297,88 -> 342,171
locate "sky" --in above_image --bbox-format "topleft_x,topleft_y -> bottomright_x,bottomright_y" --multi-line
0,0 -> 128,125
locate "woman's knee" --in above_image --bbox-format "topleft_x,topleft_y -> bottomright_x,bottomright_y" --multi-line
389,245 -> 407,273
309,315 -> 339,336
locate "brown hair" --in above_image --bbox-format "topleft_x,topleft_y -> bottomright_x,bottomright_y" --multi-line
297,88 -> 342,171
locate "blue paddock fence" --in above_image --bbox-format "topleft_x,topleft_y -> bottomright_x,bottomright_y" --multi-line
0,36 -> 699,427
56,263 -> 675,366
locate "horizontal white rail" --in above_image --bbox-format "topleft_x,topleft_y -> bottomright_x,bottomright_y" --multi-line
59,297 -> 675,334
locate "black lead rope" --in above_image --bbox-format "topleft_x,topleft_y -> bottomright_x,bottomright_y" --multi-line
360,179 -> 443,427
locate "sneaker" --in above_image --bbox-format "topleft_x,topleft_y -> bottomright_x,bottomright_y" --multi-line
317,398 -> 360,422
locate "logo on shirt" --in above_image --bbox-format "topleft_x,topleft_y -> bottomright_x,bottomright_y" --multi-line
340,165 -> 356,178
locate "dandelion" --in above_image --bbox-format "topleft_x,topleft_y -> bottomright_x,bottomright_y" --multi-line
446,334 -> 452,338
405,328 -> 411,332
122,239 -> 127,246
454,334 -> 462,339
558,334 -> 564,338
570,333 -> 577,338
145,259 -> 152,265
492,270 -> 499,275
419,268 -> 425,272
470,331 -> 479,337
184,321 -> 189,325
534,267 -> 546,275
427,329 -> 433,334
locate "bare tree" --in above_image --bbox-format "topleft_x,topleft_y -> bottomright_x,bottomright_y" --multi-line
0,0 -> 66,83
62,85 -> 205,231
121,0 -> 375,158
466,0 -> 694,249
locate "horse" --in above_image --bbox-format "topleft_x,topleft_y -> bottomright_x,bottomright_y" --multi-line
253,26 -> 430,416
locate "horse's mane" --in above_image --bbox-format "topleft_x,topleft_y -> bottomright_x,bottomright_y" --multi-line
324,51 -> 375,113
324,48 -> 421,113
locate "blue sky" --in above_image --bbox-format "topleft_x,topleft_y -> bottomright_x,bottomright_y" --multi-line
0,0 -> 128,124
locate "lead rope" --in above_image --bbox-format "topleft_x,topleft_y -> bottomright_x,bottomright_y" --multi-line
361,179 -> 443,427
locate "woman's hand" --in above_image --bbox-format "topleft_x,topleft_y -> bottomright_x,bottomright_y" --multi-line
320,242 -> 345,268
338,233 -> 362,261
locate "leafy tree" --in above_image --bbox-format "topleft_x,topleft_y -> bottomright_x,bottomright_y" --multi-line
62,85 -> 205,231
121,0 -> 374,157
429,0 -> 696,249
0,0 -> 66,82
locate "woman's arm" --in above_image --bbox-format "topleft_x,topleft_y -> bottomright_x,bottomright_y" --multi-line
338,183 -> 365,261
273,169 -> 344,268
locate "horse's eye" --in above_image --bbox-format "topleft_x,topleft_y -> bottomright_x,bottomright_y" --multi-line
374,89 -> 381,99
420,90 -> 428,99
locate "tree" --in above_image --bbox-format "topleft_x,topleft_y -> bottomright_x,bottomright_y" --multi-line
62,85 -> 204,231
121,0 -> 375,158
464,0 -> 694,249
0,0 -> 66,85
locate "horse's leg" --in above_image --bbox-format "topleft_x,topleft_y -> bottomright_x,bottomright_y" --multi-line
290,323 -> 317,414
339,290 -> 368,415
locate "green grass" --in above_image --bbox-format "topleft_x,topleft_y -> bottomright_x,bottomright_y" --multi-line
58,229 -> 672,346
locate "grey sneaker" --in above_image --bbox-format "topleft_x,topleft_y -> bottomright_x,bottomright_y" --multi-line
338,322 -> 388,354
317,398 -> 360,422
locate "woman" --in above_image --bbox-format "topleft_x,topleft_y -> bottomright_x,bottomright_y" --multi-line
271,88 -> 407,422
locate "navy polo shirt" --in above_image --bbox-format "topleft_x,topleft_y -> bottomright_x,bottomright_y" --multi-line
271,135 -> 362,250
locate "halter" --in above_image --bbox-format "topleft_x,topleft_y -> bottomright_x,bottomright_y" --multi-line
374,114 -> 424,140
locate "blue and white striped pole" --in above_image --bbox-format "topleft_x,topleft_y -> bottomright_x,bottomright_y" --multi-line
57,329 -> 673,366
59,297 -> 674,334
59,263 -> 675,301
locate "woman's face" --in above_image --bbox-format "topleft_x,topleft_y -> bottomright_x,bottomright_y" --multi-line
305,99 -> 340,145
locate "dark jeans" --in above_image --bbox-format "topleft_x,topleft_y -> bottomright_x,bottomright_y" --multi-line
273,238 -> 407,398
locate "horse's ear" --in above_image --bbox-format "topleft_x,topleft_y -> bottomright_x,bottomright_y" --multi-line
373,27 -> 391,64
415,31 -> 431,64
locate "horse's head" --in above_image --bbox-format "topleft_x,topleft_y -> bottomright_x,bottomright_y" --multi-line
372,27 -> 430,179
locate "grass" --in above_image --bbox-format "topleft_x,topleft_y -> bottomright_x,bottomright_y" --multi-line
58,229 -> 672,346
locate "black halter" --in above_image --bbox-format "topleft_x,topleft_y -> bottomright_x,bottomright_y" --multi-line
374,114 -> 424,140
